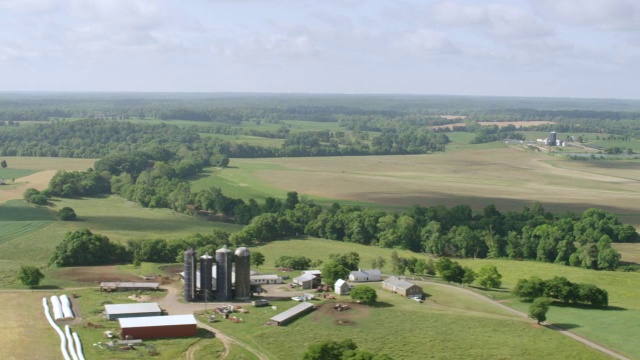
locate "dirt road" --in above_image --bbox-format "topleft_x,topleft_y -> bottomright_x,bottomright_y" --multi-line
157,284 -> 269,360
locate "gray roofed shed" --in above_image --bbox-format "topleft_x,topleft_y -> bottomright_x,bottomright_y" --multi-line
270,302 -> 314,325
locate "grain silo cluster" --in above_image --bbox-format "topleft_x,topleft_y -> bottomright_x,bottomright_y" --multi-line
182,245 -> 251,302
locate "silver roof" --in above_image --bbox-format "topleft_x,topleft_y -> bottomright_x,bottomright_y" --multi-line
100,282 -> 159,288
119,314 -> 196,328
105,302 -> 161,315
271,302 -> 314,323
383,276 -> 420,290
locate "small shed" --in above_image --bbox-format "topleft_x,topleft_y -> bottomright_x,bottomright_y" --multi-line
270,302 -> 314,326
334,279 -> 349,296
100,282 -> 160,292
105,302 -> 162,321
382,277 -> 423,297
293,273 -> 317,289
119,314 -> 197,339
348,269 -> 382,282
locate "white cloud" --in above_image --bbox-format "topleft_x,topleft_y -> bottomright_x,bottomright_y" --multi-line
398,28 -> 459,55
531,0 -> 640,31
0,0 -> 58,13
429,2 -> 553,39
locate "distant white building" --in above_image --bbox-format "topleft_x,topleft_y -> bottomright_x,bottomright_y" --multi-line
334,279 -> 349,295
348,269 -> 382,282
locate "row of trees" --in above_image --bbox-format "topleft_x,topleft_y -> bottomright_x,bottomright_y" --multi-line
512,276 -> 608,307
229,200 -> 632,270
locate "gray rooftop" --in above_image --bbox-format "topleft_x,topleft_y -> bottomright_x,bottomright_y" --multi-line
105,302 -> 161,315
383,276 -> 419,290
271,302 -> 314,323
100,282 -> 160,288
119,314 -> 196,328
351,269 -> 381,277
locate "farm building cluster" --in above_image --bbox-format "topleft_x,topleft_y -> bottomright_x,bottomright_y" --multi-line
180,246 -> 283,302
103,301 -> 197,339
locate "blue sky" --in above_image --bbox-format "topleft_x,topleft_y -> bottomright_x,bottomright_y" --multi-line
0,0 -> 639,98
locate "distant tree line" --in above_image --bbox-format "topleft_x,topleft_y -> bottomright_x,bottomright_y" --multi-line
230,201 -> 634,271
50,229 -> 232,267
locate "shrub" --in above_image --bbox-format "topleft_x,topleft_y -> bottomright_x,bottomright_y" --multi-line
57,207 -> 77,221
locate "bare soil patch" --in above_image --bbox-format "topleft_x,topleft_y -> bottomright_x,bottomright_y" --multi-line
312,302 -> 371,325
51,265 -> 142,284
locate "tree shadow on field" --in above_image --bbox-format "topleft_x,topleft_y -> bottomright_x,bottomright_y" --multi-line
551,302 -> 627,311
551,323 -> 581,330
79,215 -> 215,233
32,285 -> 61,290
372,301 -> 393,308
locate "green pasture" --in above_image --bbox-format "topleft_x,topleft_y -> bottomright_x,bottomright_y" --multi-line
589,139 -> 640,152
0,167 -> 39,180
199,284 -> 607,360
284,120 -> 343,132
51,196 -> 242,243
192,338 -> 227,359
0,196 -> 242,288
251,237 -> 640,359
199,133 -> 284,148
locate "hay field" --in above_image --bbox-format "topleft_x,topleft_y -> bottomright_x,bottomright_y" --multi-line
0,157 -> 95,203
215,146 -> 640,227
0,292 -> 60,360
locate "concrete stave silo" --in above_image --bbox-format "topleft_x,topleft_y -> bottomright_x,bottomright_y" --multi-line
234,247 -> 251,300
215,246 -> 233,301
200,253 -> 213,302
183,248 -> 197,302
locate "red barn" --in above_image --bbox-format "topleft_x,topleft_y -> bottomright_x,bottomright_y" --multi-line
119,314 -> 197,339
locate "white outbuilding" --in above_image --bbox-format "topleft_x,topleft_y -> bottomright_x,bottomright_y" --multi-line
334,279 -> 349,296
348,269 -> 382,282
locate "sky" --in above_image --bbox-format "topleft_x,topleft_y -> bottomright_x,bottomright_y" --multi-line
0,0 -> 639,98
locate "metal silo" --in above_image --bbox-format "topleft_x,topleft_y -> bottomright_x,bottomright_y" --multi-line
215,246 -> 233,301
234,247 -> 251,300
183,248 -> 197,302
200,253 -> 213,302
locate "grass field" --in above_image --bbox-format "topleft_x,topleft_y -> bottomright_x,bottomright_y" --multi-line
0,292 -> 61,360
199,284 -> 608,360
0,196 -> 242,289
194,146 -> 640,228
60,288 -> 213,360
250,237 -> 640,359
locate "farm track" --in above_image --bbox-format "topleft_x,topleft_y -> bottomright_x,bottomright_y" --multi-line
158,284 -> 268,360
197,322 -> 266,360
417,280 -> 631,360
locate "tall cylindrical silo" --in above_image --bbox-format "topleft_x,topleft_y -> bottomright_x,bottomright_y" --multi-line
183,248 -> 197,302
200,253 -> 213,302
234,247 -> 251,300
215,246 -> 233,301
